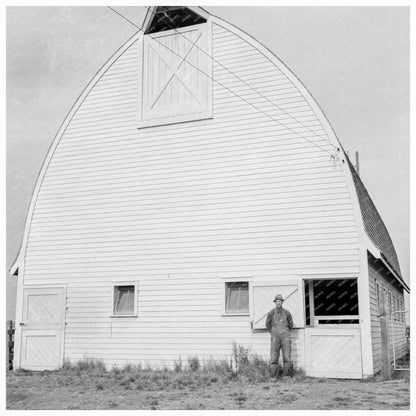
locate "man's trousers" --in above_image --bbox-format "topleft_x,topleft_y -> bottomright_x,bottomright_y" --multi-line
270,329 -> 291,377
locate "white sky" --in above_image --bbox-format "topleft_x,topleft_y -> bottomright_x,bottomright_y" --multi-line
5,4 -> 411,320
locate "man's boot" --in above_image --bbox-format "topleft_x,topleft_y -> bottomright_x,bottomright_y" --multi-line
282,362 -> 293,377
269,364 -> 279,378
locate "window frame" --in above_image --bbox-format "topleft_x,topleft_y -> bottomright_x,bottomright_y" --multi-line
221,277 -> 252,316
111,281 -> 139,318
305,278 -> 359,327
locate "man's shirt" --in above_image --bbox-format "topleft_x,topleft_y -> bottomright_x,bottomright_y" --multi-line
265,307 -> 294,332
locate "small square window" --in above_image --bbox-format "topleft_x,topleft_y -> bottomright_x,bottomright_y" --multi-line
113,285 -> 136,316
225,282 -> 249,314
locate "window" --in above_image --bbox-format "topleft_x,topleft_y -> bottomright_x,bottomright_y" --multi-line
224,281 -> 249,314
399,298 -> 404,322
112,283 -> 138,316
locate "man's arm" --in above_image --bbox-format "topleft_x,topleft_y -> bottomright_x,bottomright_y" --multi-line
265,311 -> 273,332
286,310 -> 294,330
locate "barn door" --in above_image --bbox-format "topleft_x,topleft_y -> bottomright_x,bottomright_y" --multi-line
139,23 -> 212,127
304,327 -> 362,378
19,286 -> 66,370
303,278 -> 362,378
252,280 -> 304,330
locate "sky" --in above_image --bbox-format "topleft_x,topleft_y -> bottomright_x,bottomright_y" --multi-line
5,5 -> 410,321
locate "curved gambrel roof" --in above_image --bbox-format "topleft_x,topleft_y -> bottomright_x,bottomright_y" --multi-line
347,157 -> 402,279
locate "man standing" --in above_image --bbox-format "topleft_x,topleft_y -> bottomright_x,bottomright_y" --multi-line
265,294 -> 293,378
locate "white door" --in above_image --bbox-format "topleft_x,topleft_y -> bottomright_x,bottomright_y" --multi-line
304,327 -> 362,378
252,280 -> 304,330
19,286 -> 66,370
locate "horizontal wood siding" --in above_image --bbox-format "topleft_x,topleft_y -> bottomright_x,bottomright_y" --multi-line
23,23 -> 360,368
368,261 -> 407,374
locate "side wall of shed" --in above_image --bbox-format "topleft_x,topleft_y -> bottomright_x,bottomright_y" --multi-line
368,261 -> 407,374
19,21 -> 362,368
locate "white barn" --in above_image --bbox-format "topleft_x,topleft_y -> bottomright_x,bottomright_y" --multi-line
11,6 -> 409,379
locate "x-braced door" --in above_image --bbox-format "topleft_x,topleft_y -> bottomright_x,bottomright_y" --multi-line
19,286 -> 66,371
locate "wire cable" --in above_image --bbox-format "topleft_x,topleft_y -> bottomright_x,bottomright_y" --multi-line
107,6 -> 339,160
146,30 -> 335,157
144,6 -> 338,152
107,6 -> 144,31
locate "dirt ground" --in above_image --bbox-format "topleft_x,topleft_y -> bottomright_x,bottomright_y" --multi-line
6,369 -> 410,410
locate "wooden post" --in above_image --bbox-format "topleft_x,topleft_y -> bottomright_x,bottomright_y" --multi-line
379,291 -> 391,378
308,281 -> 315,326
7,320 -> 15,371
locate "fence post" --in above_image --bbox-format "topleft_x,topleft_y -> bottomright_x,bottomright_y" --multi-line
7,320 -> 15,371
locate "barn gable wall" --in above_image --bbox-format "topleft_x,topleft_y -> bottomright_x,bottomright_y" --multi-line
21,22 -> 361,367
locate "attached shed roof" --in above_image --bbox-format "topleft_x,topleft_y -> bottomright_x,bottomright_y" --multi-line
347,157 -> 403,280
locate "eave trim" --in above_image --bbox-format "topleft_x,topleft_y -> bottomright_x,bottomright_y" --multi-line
379,253 -> 410,293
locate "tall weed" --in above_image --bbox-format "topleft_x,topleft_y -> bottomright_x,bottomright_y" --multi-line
54,342 -> 304,384
187,356 -> 200,372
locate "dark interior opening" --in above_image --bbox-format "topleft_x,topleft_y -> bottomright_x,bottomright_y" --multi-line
305,279 -> 359,325
304,281 -> 310,326
146,7 -> 207,34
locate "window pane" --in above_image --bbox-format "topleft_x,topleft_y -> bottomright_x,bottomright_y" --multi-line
239,287 -> 249,309
114,286 -> 135,315
227,286 -> 239,311
226,282 -> 249,312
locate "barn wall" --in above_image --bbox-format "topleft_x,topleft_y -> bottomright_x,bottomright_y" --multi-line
22,22 -> 360,367
368,260 -> 406,374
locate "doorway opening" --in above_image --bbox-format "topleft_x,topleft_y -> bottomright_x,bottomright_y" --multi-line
304,279 -> 359,326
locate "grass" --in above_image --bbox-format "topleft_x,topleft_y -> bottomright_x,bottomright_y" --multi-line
6,343 -> 410,410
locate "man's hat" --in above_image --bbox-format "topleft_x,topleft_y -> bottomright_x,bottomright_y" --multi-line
273,294 -> 284,302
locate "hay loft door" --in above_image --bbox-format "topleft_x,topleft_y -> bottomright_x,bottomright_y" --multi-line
139,21 -> 213,128
19,286 -> 66,370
